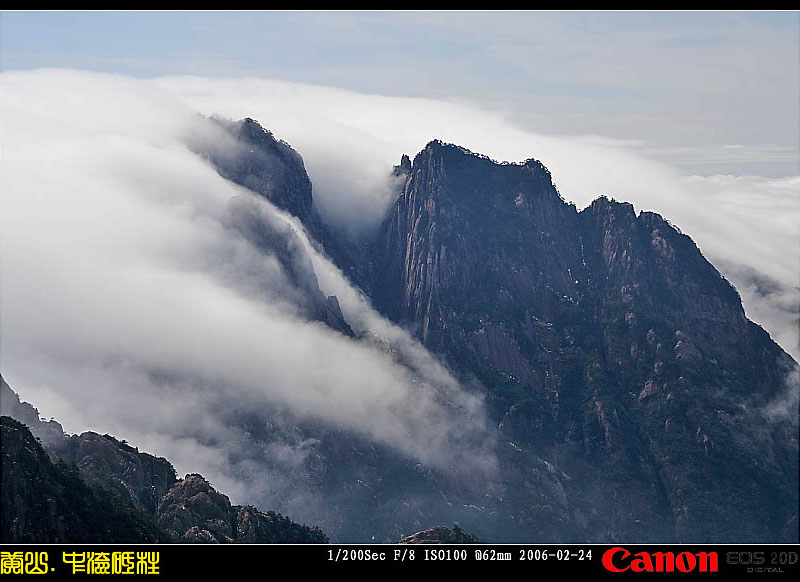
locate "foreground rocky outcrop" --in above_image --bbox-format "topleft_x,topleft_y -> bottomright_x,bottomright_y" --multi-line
399,525 -> 483,544
1,383 -> 328,544
158,473 -> 327,543
0,416 -> 164,543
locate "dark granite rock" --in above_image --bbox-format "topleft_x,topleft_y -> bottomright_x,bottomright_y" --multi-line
1,379 -> 329,544
1,374 -> 68,456
0,416 -> 163,543
234,505 -> 328,543
399,525 -> 483,544
157,473 -> 236,543
58,432 -> 177,515
370,140 -> 799,543
157,473 -> 328,543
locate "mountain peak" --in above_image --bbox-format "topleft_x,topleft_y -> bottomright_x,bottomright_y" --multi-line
374,138 -> 798,542
522,157 -> 552,177
589,195 -> 636,216
417,139 -> 494,162
393,154 -> 412,176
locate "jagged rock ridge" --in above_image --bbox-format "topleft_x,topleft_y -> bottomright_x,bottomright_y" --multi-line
370,140 -> 798,542
0,416 -> 164,543
399,525 -> 483,544
1,379 -> 328,544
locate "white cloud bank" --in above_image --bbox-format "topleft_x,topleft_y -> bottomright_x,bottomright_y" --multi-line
0,70 -> 495,513
1,70 -> 797,512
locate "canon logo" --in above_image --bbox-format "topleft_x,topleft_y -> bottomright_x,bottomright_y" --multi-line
602,547 -> 719,573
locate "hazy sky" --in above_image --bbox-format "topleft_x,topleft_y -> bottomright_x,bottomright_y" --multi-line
2,11 -> 798,176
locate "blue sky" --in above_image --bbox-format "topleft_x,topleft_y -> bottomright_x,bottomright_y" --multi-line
2,11 -> 798,175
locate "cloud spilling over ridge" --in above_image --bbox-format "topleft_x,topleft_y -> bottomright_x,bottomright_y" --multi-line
156,75 -> 800,361
2,64 -> 797,499
0,70 -> 496,513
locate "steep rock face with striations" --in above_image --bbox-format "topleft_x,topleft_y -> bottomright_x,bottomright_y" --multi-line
371,140 -> 799,543
204,117 -> 367,288
206,117 -> 317,223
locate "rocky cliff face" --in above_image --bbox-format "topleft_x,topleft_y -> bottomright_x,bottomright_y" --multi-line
370,140 -> 798,542
203,117 -> 367,296
206,117 -> 316,223
57,432 -> 177,516
157,473 -> 327,543
399,525 -> 483,544
0,416 -> 164,543
194,117 -> 353,335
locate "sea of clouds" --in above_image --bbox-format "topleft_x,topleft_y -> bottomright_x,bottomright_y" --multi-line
2,69 -> 797,510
